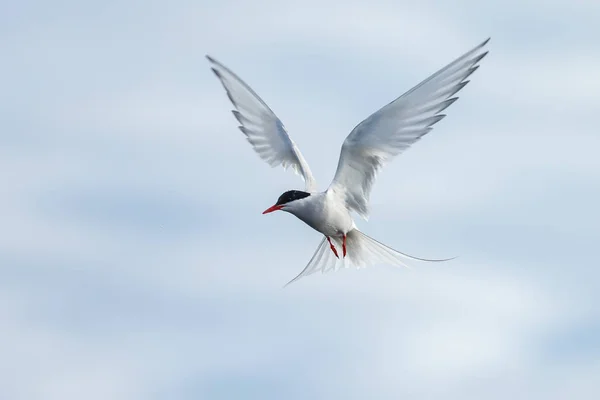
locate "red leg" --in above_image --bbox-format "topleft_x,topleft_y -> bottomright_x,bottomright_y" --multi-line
326,237 -> 339,258
342,234 -> 347,258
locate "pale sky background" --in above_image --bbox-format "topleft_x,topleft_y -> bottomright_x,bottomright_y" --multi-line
1,0 -> 599,399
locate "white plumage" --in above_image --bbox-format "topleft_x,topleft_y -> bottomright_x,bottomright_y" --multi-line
206,55 -> 317,193
207,38 -> 489,285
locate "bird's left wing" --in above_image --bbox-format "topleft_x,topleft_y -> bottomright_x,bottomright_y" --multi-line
207,56 -> 317,192
328,39 -> 490,219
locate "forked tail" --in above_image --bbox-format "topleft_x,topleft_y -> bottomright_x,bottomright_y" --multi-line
285,229 -> 455,286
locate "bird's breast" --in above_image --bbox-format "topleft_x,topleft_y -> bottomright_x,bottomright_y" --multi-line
291,194 -> 353,237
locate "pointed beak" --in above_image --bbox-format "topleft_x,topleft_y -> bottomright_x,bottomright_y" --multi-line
262,204 -> 283,214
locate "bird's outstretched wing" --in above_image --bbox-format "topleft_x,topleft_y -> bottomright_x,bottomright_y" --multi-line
207,56 -> 317,192
328,38 -> 490,219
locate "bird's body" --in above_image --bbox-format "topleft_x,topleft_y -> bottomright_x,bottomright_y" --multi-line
286,190 -> 355,238
207,38 -> 490,284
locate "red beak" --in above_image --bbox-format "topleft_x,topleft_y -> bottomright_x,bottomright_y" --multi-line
262,204 -> 283,214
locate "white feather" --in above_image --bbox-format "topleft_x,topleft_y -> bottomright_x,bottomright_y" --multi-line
284,230 -> 454,286
206,56 -> 318,192
328,38 -> 490,219
208,40 -> 489,285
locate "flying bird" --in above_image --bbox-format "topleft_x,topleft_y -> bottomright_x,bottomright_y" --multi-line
207,38 -> 489,285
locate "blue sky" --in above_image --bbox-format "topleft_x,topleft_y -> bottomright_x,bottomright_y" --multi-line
1,0 -> 599,399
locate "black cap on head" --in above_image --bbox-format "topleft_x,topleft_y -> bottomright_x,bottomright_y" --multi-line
275,190 -> 310,206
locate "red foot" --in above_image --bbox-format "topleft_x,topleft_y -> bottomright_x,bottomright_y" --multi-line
326,237 -> 339,258
342,234 -> 347,258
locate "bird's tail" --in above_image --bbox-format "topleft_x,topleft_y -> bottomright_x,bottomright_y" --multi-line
285,229 -> 454,286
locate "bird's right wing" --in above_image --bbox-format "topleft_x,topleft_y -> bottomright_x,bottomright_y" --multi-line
207,56 -> 317,192
328,39 -> 490,219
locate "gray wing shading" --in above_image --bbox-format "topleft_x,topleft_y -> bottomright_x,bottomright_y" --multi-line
207,56 -> 317,192
328,38 -> 490,219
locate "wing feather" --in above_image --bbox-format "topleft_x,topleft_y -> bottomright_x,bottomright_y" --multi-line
207,56 -> 317,192
329,38 -> 490,218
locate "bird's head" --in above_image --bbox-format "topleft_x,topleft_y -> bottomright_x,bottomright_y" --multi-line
262,190 -> 311,214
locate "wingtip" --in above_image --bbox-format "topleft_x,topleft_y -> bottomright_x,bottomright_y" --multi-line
206,55 -> 226,70
473,50 -> 490,65
209,67 -> 222,80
